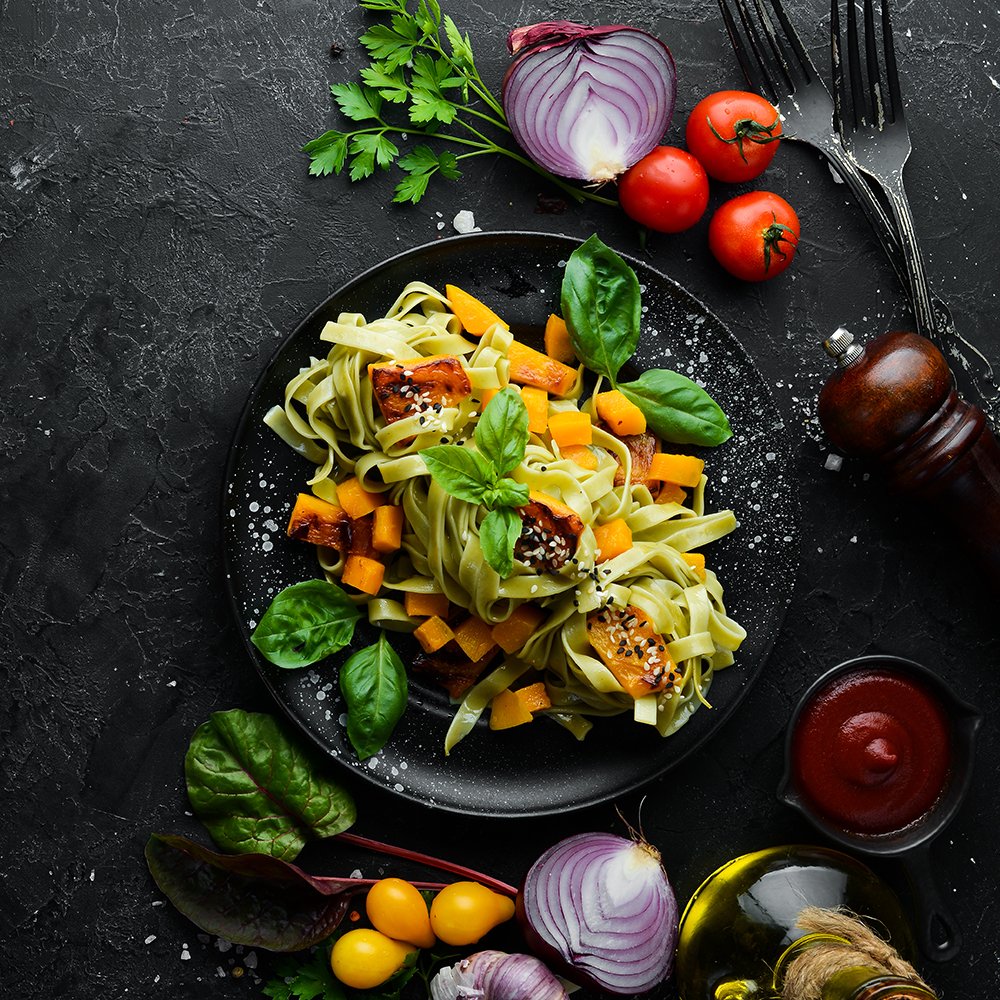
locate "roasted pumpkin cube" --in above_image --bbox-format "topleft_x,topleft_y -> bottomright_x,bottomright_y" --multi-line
587,605 -> 682,699
287,493 -> 349,549
507,341 -> 578,396
548,411 -> 593,447
445,284 -> 509,335
337,477 -> 384,519
413,645 -> 499,700
595,390 -> 647,436
515,491 -> 584,573
560,444 -> 598,470
453,616 -> 498,662
656,483 -> 687,505
404,591 -> 450,619
612,432 -> 662,492
491,604 -> 545,654
593,519 -> 633,563
341,555 -> 385,595
372,505 -> 404,554
520,386 -> 549,435
544,314 -> 576,365
346,513 -> 377,559
514,682 -> 552,713
489,688 -> 534,730
648,453 -> 705,488
681,552 -> 706,581
413,615 -> 455,653
369,355 -> 472,424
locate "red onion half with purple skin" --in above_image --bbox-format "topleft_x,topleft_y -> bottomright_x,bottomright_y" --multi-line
502,22 -> 677,183
517,831 -> 678,995
430,950 -> 569,1000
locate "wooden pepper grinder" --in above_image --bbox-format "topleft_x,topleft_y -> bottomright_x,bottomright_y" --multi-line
818,329 -> 1000,587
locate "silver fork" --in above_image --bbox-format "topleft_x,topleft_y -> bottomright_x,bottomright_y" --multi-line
717,0 -> 908,286
830,0 -> 935,337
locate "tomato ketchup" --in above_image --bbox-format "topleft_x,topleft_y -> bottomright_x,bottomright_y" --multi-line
791,668 -> 952,835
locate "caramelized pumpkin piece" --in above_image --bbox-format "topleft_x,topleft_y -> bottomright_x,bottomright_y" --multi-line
612,431 -> 662,492
507,341 -> 578,396
369,355 -> 472,424
543,314 -> 576,365
491,604 -> 545,654
489,688 -> 534,730
287,493 -> 348,548
413,615 -> 455,654
593,519 -> 633,563
413,646 -> 498,699
452,616 -> 498,662
587,604 -> 682,699
515,491 -> 584,573
342,555 -> 385,595
404,591 -> 450,619
513,682 -> 552,713
445,284 -> 509,335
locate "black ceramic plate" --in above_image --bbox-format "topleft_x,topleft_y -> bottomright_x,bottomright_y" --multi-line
223,232 -> 799,817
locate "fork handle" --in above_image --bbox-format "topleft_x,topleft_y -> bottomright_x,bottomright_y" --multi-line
819,140 -> 956,339
884,173 -> 938,338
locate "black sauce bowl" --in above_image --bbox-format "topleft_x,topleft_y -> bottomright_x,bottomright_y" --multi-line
778,654 -> 981,963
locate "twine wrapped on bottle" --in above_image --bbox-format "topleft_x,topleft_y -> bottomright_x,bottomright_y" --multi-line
781,908 -> 933,1000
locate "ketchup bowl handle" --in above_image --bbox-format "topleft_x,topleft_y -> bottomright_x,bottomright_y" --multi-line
899,845 -> 962,962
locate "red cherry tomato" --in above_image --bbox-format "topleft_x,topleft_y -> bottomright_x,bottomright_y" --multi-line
618,147 -> 709,233
708,191 -> 800,282
686,91 -> 782,183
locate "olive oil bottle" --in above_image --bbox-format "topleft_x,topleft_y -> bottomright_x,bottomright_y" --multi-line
676,846 -> 937,1000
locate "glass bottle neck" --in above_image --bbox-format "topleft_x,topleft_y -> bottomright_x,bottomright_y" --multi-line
769,936 -> 938,1000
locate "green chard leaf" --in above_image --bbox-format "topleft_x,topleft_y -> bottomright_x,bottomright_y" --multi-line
302,131 -> 349,177
340,635 -> 408,760
474,387 -> 529,476
251,579 -> 361,669
329,82 -> 383,123
479,506 -> 523,578
561,234 -> 641,383
144,834 -> 357,951
421,445 -> 492,503
185,709 -> 356,860
619,369 -> 733,446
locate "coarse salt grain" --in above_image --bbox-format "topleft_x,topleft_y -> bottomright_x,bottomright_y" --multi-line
453,210 -> 479,234
824,452 -> 844,471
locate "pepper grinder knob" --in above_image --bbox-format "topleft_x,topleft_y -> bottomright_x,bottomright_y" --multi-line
817,329 -> 1000,587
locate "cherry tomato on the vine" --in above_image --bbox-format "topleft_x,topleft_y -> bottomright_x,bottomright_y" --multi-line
617,146 -> 709,233
686,91 -> 783,183
708,191 -> 800,282
330,928 -> 416,990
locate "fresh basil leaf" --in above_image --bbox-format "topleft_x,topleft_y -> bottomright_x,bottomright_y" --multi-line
619,369 -> 733,446
488,479 -> 529,509
185,710 -> 356,861
340,635 -> 408,760
251,580 -> 362,669
474,387 -> 529,476
561,234 -> 641,383
144,834 -> 355,951
479,506 -> 522,578
421,445 -> 492,503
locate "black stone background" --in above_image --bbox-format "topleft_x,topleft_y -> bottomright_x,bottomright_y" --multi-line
2,0 -> 999,996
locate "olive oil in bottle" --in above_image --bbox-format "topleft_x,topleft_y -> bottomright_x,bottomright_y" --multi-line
675,846 -> 937,1000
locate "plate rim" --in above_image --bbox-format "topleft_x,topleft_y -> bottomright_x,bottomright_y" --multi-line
221,229 -> 800,817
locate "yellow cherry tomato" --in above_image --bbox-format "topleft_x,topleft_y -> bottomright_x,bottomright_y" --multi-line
330,928 -> 416,989
366,877 -> 436,948
429,881 -> 516,946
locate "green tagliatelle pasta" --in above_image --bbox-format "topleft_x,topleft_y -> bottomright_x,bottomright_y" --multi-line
265,280 -> 746,753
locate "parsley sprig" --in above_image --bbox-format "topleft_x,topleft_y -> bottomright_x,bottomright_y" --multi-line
421,388 -> 530,578
303,0 -> 617,207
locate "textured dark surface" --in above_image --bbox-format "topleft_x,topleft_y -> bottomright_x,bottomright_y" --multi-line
2,0 -> 998,997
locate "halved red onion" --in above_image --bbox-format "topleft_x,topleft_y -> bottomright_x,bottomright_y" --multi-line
517,832 -> 678,995
430,949 -> 569,1000
502,22 -> 677,183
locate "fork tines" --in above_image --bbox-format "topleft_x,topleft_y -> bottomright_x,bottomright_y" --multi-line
831,0 -> 904,133
717,0 -> 822,104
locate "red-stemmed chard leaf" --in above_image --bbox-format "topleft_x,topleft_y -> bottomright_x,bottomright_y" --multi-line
185,710 -> 356,861
144,834 -> 448,952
